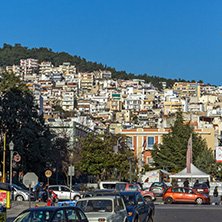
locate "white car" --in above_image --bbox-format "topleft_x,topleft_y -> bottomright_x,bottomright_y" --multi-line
49,185 -> 81,201
76,196 -> 128,222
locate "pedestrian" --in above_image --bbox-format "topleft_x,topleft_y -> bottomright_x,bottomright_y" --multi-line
194,180 -> 199,186
206,179 -> 210,188
33,181 -> 41,202
211,186 -> 219,205
183,178 -> 189,188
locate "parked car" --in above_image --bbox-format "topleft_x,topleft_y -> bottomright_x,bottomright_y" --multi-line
163,187 -> 210,205
49,185 -> 81,201
116,183 -> 156,201
82,189 -> 155,222
76,196 -> 128,222
192,183 -> 209,195
149,182 -> 168,197
120,191 -> 155,222
99,181 -> 120,189
12,206 -> 88,222
12,184 -> 34,201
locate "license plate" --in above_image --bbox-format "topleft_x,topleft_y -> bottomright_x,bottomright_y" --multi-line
197,189 -> 203,192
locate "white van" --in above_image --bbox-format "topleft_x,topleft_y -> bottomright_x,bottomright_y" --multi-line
99,181 -> 120,189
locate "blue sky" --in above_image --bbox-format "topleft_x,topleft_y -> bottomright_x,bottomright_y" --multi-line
1,0 -> 222,85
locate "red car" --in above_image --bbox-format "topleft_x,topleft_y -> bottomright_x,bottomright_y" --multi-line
163,187 -> 210,205
116,183 -> 156,201
192,183 -> 209,195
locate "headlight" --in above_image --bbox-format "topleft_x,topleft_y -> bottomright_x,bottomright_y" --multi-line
128,212 -> 133,217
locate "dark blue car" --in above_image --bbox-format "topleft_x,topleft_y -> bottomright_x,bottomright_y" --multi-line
120,191 -> 154,222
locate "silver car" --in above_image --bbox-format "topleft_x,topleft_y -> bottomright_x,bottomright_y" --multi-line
76,196 -> 128,222
49,185 -> 81,201
12,184 -> 34,201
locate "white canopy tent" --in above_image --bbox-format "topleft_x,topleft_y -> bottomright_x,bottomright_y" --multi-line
169,163 -> 210,183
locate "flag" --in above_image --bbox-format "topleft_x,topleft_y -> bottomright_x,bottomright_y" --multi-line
142,139 -> 146,148
186,135 -> 192,173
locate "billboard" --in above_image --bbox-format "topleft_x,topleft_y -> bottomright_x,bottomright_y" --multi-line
216,146 -> 222,162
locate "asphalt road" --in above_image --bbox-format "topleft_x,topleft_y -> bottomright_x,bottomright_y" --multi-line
154,204 -> 222,222
7,200 -> 222,222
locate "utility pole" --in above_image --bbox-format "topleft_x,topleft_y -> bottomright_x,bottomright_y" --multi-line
2,133 -> 6,183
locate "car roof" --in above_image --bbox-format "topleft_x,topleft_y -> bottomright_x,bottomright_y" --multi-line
78,196 -> 119,201
119,191 -> 140,195
24,206 -> 78,211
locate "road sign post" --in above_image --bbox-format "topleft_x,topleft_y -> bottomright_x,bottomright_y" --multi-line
68,166 -> 75,201
45,170 -> 52,202
23,172 -> 38,208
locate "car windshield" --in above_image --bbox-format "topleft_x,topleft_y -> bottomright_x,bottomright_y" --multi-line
193,183 -> 208,188
151,183 -> 164,187
77,200 -> 113,213
121,194 -> 136,206
13,184 -> 23,190
13,210 -> 54,222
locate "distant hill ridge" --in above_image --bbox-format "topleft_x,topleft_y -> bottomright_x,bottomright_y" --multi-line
0,43 -> 201,89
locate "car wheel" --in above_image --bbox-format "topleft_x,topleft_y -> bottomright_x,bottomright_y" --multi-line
196,198 -> 203,205
165,197 -> 173,204
74,195 -> 80,201
144,196 -> 152,201
16,195 -> 24,201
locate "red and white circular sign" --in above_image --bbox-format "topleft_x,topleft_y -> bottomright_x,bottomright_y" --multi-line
14,154 -> 21,162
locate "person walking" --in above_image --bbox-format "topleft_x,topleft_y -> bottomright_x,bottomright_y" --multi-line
211,186 -> 219,205
183,178 -> 189,188
33,182 -> 42,202
194,180 -> 199,186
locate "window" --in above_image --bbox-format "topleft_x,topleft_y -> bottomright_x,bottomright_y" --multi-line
126,137 -> 133,149
147,137 -> 155,148
50,186 -> 59,191
52,210 -> 65,222
65,209 -> 80,221
128,185 -> 139,191
61,186 -> 70,192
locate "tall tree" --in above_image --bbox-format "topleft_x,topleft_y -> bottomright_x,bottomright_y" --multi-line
77,134 -> 133,181
151,110 -> 214,172
0,71 -> 53,176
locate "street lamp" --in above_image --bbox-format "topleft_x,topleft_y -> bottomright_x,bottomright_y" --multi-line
9,141 -> 14,187
128,157 -> 134,183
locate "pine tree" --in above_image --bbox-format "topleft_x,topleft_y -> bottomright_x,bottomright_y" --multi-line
151,110 -> 211,172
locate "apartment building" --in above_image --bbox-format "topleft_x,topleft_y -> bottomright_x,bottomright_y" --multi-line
173,82 -> 201,98
39,61 -> 53,74
79,72 -> 94,90
125,95 -> 144,111
20,58 -> 38,74
62,91 -> 75,111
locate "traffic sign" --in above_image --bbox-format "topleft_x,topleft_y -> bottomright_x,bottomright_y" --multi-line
68,166 -> 75,176
45,170 -> 52,178
23,172 -> 38,188
14,154 -> 21,162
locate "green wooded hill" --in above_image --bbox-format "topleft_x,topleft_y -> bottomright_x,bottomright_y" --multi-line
0,43 -> 202,89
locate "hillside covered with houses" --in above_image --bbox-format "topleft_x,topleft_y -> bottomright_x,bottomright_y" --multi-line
1,45 -> 222,172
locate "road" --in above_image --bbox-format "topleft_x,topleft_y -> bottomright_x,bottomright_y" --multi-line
6,201 -> 222,222
153,204 -> 222,222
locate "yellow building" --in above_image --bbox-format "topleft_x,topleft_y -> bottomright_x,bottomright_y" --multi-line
164,101 -> 183,115
173,82 -> 201,98
115,127 -> 215,168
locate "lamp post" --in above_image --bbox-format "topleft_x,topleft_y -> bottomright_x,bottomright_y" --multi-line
9,141 -> 14,187
128,157 -> 134,183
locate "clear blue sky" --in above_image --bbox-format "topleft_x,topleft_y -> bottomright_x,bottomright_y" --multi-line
1,0 -> 222,85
